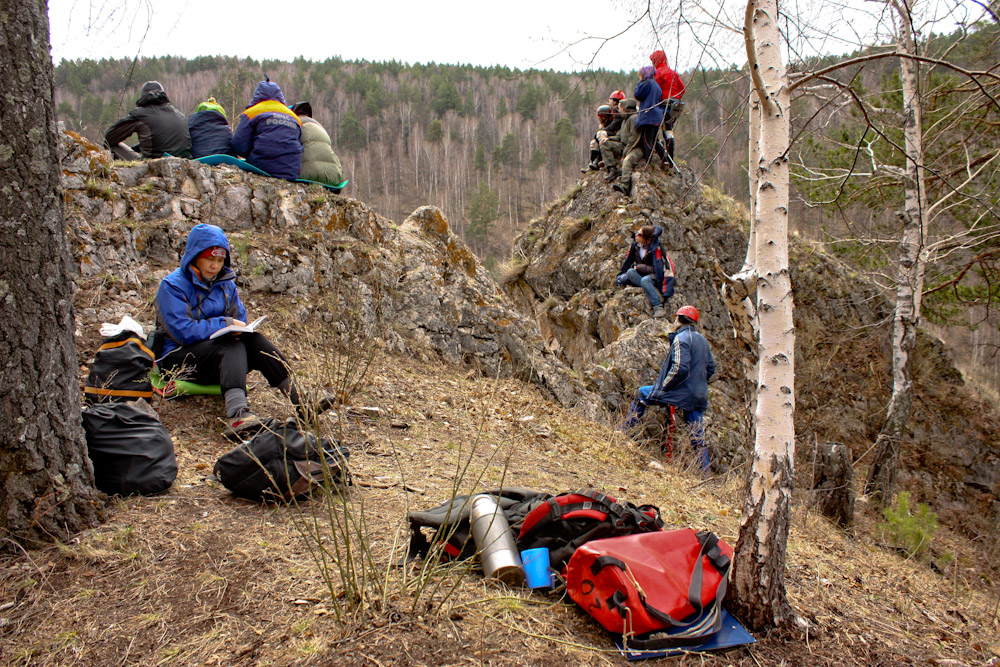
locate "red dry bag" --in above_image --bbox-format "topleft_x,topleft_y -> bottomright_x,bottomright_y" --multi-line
566,529 -> 732,647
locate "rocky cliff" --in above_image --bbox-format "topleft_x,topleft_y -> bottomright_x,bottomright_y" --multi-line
501,167 -> 999,533
61,131 -> 594,418
60,131 -> 998,535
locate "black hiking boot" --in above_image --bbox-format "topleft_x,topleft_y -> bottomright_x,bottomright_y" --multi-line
604,168 -> 621,183
612,182 -> 631,196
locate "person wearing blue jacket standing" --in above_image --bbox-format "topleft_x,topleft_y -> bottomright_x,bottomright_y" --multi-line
232,80 -> 303,180
622,305 -> 715,470
633,65 -> 665,168
155,224 -> 326,436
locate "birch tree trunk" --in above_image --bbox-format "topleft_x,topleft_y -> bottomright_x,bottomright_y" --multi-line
0,0 -> 103,549
728,0 -> 797,631
865,1 -> 929,505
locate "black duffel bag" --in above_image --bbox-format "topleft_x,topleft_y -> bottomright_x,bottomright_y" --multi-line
82,401 -> 177,496
214,419 -> 351,502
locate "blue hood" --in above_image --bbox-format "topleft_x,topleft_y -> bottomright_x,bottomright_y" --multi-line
250,81 -> 286,106
180,223 -> 233,279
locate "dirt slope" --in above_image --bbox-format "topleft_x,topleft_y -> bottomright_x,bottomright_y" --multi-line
1,136 -> 997,666
2,312 -> 996,665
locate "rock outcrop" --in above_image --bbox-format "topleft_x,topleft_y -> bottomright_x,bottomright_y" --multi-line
60,131 -> 595,417
58,131 -> 998,535
502,168 -> 1000,534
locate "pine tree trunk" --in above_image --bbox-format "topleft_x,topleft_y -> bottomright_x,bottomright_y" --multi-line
0,0 -> 103,549
865,1 -> 928,506
729,0 -> 797,631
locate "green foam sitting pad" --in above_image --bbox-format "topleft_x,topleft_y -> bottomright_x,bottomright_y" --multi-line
150,367 -> 222,398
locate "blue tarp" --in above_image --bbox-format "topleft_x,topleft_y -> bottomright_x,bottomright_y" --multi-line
194,154 -> 349,193
613,608 -> 755,661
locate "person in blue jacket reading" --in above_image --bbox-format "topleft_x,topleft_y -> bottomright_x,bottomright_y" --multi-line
621,305 -> 715,470
155,223 -> 326,436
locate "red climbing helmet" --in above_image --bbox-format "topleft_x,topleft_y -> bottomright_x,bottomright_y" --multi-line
676,305 -> 699,323
609,90 -> 626,101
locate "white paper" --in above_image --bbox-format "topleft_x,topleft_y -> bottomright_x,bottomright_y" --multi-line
209,315 -> 266,340
99,315 -> 145,339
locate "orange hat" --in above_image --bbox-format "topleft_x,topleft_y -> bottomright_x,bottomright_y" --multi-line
676,305 -> 699,323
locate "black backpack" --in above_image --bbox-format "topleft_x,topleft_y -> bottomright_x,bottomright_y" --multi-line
405,488 -> 548,562
84,331 -> 154,404
214,419 -> 351,502
405,488 -> 663,571
82,401 -> 177,496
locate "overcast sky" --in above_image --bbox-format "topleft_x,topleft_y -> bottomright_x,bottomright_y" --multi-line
47,0 -> 684,73
48,0 -> 982,77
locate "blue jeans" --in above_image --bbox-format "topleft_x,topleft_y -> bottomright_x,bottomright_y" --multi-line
625,269 -> 662,308
622,386 -> 709,470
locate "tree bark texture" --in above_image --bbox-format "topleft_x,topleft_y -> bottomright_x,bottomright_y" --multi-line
0,0 -> 103,548
729,0 -> 796,631
865,0 -> 928,506
812,442 -> 855,528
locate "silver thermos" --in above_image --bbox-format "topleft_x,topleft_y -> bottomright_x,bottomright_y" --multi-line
469,494 -> 525,586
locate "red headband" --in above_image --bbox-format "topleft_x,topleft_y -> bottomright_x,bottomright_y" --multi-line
198,246 -> 226,260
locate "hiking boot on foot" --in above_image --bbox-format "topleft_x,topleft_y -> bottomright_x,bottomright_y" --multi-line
652,306 -> 666,319
224,411 -> 263,439
604,168 -> 621,183
613,182 -> 631,196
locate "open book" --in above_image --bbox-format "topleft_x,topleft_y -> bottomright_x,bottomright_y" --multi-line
210,315 -> 266,340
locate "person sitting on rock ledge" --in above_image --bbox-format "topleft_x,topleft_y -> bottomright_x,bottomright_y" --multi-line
154,223 -> 331,438
188,97 -> 235,159
582,103 -> 623,173
615,225 -> 675,318
290,102 -> 345,187
232,79 -> 303,180
600,98 -> 639,193
104,81 -> 191,160
621,305 -> 715,471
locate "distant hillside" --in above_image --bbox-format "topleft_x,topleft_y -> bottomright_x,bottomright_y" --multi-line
54,56 -> 621,265
52,54 -> 762,264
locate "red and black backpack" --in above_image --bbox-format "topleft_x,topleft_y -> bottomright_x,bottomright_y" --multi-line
515,489 -> 663,571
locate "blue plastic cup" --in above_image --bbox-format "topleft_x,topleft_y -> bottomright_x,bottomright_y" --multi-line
520,548 -> 553,589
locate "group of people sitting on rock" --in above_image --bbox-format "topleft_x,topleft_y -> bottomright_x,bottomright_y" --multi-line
104,79 -> 344,187
584,49 -> 686,197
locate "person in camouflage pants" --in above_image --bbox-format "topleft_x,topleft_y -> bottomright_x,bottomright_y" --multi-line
600,98 -> 644,196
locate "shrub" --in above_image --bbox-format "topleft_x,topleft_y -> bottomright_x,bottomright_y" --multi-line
879,491 -> 938,559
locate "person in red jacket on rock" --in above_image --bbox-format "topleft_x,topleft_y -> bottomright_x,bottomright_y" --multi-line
650,50 -> 686,165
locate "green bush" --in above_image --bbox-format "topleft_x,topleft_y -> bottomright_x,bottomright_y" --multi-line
879,491 -> 938,558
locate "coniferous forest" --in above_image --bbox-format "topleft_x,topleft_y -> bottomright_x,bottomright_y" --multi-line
53,55 -> 752,268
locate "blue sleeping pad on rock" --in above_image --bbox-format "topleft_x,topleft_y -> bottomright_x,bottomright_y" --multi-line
194,154 -> 349,193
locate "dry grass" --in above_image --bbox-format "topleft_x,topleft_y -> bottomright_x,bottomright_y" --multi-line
1,299 -> 998,666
